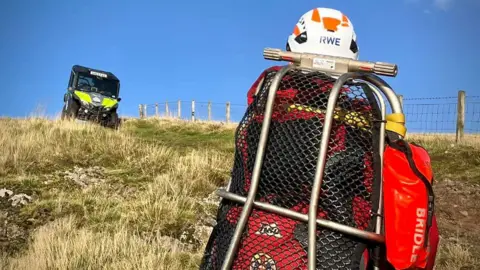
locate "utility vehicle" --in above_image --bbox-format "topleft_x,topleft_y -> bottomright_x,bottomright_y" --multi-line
61,65 -> 121,128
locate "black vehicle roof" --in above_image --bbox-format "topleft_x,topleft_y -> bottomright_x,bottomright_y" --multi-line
72,65 -> 120,81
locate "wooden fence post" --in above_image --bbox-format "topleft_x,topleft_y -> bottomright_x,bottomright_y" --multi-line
226,102 -> 231,124
178,100 -> 181,119
143,104 -> 148,118
456,90 -> 466,143
208,101 -> 212,121
165,101 -> 169,118
191,100 -> 196,121
155,103 -> 159,117
139,104 -> 143,118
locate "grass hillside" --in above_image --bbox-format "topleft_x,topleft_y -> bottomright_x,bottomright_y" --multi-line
0,118 -> 479,269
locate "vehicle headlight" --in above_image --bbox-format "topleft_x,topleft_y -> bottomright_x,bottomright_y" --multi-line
81,100 -> 90,107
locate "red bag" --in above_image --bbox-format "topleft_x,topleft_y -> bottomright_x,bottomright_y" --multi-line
226,203 -> 324,270
383,138 -> 439,269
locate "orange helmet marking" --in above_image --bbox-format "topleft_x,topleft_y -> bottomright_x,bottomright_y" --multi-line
342,14 -> 349,27
311,8 -> 321,22
293,25 -> 301,36
322,17 -> 341,32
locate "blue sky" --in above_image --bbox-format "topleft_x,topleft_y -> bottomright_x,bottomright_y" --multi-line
0,0 -> 479,123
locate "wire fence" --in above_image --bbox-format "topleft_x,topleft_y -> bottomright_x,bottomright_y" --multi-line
402,97 -> 459,133
401,94 -> 480,135
465,96 -> 480,134
138,91 -> 480,143
139,101 -> 247,123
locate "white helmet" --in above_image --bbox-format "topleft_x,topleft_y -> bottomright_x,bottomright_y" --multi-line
286,7 -> 359,60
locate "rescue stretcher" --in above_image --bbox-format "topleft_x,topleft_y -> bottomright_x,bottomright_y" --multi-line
200,48 -> 416,270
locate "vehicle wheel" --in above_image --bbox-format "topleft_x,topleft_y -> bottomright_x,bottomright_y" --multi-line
109,111 -> 119,129
61,104 -> 67,119
63,101 -> 79,120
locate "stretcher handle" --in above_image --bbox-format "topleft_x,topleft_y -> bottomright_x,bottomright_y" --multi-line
264,48 -> 398,77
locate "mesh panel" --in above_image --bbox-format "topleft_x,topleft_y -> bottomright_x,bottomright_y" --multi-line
201,67 -> 381,270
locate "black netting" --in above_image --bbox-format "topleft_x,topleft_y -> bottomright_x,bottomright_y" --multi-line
201,67 -> 382,270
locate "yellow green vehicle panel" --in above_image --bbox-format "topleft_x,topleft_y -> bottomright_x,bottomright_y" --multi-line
74,90 -> 92,103
102,98 -> 118,108
73,90 -> 118,108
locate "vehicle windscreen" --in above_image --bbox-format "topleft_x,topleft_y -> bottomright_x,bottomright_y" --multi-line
76,73 -> 119,98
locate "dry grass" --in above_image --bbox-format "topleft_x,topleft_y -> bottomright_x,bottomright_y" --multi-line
0,118 -> 170,176
5,216 -> 201,270
407,133 -> 480,149
435,236 -> 479,270
0,117 -> 234,269
1,117 -> 478,269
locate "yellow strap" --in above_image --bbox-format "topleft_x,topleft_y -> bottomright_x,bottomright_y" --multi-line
386,113 -> 407,137
288,104 -> 371,130
288,105 -> 407,136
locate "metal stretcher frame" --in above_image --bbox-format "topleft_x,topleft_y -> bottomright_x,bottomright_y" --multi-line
367,84 -> 387,270
216,49 -> 404,270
